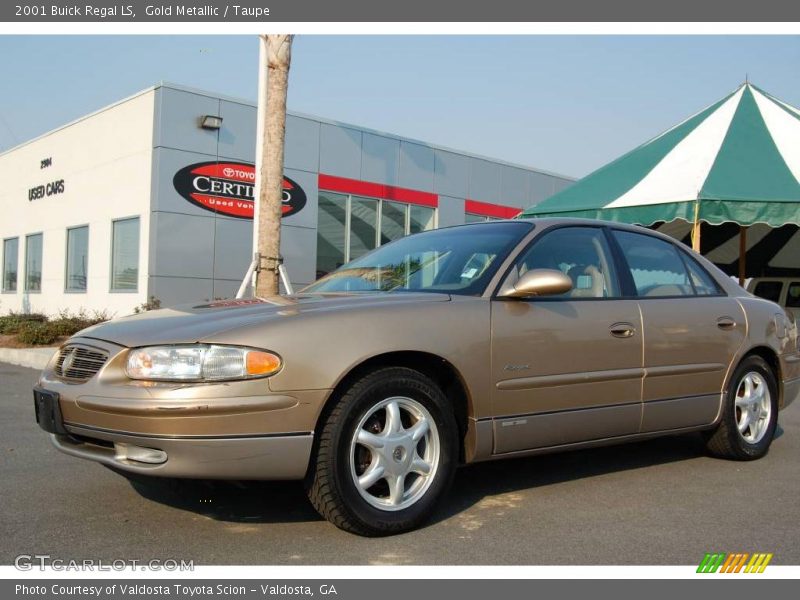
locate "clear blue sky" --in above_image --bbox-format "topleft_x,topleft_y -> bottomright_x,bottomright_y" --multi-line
0,35 -> 798,177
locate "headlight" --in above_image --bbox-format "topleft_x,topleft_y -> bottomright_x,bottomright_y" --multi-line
126,345 -> 281,382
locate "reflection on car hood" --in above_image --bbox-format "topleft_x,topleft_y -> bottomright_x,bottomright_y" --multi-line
76,293 -> 452,348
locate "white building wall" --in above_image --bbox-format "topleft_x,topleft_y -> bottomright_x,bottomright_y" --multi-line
0,89 -> 155,317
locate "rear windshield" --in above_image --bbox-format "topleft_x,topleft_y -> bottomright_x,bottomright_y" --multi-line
753,281 -> 783,303
787,283 -> 800,308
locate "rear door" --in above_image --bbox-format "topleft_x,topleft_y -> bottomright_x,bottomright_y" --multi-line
611,230 -> 746,433
490,225 -> 643,454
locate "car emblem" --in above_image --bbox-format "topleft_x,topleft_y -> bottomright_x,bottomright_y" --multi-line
61,348 -> 78,373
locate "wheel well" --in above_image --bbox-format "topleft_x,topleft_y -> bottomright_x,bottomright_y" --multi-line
739,346 -> 782,403
315,351 -> 472,462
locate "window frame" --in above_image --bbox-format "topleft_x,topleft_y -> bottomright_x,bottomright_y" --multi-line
24,232 -> 43,294
2,237 -> 19,294
495,224 -> 627,302
109,216 -> 140,293
64,224 -> 90,294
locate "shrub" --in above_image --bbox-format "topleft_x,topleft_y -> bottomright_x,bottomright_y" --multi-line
134,296 -> 161,314
16,321 -> 60,346
0,312 -> 48,335
48,308 -> 111,337
48,317 -> 84,337
0,308 -> 111,344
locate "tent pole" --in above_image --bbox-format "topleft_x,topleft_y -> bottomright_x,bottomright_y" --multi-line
691,200 -> 701,252
738,226 -> 747,287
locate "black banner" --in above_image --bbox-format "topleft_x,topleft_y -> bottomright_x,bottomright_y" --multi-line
2,0 -> 800,22
4,579 -> 799,600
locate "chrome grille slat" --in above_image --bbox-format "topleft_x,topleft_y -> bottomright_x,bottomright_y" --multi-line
54,345 -> 109,382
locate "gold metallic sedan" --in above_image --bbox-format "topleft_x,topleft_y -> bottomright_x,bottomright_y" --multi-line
34,219 -> 800,535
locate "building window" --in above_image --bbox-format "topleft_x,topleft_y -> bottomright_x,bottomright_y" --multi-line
409,204 -> 436,234
465,213 -> 501,223
65,226 -> 89,292
111,217 -> 140,292
2,238 -> 18,293
316,193 -> 437,278
317,192 -> 347,279
24,233 -> 43,293
349,196 -> 379,262
380,200 -> 406,245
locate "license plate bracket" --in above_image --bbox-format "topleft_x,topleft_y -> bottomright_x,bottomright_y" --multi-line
33,387 -> 68,435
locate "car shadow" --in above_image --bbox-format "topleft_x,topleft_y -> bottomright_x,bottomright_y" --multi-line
125,476 -> 324,524
122,431 -> 725,528
430,432 -> 712,526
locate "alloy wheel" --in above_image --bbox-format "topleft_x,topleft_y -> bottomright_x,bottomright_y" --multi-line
734,372 -> 772,444
349,396 -> 440,511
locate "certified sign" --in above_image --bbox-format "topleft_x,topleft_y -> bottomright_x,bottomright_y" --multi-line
172,161 -> 306,220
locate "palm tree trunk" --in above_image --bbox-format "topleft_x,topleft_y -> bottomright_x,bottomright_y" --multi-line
255,34 -> 293,297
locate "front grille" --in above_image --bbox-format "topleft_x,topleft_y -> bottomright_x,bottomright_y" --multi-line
54,345 -> 109,382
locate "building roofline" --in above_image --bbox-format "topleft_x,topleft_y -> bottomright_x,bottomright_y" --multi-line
0,85 -> 159,158
1,80 -> 576,182
155,81 -> 575,181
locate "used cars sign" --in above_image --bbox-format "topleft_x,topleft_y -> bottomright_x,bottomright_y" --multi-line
172,161 -> 306,219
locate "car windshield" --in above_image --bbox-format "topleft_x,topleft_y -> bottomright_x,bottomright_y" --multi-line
303,221 -> 532,296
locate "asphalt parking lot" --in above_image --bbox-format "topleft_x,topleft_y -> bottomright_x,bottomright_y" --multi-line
3,361 -> 799,565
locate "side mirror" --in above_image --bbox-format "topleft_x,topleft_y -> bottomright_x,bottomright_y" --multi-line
498,269 -> 573,299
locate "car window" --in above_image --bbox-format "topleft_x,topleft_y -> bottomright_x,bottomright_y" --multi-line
753,281 -> 783,303
514,227 -> 620,298
304,221 -> 533,296
681,252 -> 723,296
786,283 -> 800,308
613,230 -> 693,297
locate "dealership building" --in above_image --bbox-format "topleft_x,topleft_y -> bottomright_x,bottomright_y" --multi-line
0,82 -> 573,316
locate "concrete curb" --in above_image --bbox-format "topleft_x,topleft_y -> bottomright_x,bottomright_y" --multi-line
0,347 -> 57,371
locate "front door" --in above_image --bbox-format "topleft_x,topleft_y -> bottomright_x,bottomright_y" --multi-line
490,226 -> 644,454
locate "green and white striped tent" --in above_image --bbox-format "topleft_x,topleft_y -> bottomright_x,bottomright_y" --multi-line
521,83 -> 800,227
520,83 -> 800,278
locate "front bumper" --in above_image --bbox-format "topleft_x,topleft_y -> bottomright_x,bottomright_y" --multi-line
51,425 -> 313,480
35,336 -> 324,480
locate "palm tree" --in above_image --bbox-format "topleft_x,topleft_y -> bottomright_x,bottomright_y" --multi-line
255,34 -> 293,297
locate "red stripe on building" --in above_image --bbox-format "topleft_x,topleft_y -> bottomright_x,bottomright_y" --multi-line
318,174 -> 439,208
465,199 -> 522,219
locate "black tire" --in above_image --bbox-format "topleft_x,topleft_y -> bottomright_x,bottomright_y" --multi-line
305,367 -> 458,536
704,356 -> 778,460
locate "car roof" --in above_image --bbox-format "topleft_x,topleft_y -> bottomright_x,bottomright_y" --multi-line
459,216 -> 682,244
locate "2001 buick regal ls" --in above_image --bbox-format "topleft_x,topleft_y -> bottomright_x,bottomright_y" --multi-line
35,219 -> 800,535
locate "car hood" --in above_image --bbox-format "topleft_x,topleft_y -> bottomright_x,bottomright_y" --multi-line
77,293 -> 452,348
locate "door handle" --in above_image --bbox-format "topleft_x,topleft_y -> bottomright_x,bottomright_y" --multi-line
609,322 -> 636,338
717,317 -> 737,330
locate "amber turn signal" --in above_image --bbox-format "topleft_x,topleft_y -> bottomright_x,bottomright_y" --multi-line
246,351 -> 282,376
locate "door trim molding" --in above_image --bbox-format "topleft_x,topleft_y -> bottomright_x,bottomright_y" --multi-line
496,367 -> 644,391
644,363 -> 726,378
